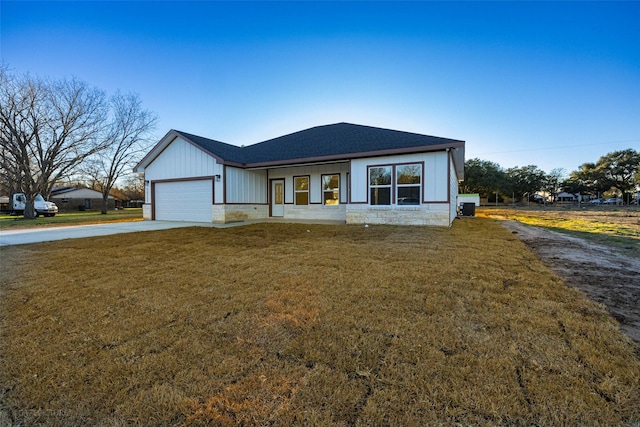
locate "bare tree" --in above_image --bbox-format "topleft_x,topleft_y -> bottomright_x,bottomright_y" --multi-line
544,168 -> 565,202
84,92 -> 157,214
0,67 -> 108,218
121,173 -> 145,203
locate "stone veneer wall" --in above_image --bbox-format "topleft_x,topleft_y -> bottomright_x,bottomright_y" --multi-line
282,204 -> 346,221
213,204 -> 269,223
345,204 -> 451,226
146,202 -> 451,226
142,204 -> 152,220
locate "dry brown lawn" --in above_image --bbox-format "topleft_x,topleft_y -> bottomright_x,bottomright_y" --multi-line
1,219 -> 639,426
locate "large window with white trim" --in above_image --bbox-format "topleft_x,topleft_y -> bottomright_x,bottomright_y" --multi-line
294,176 -> 309,205
369,166 -> 392,205
397,164 -> 421,205
322,174 -> 340,205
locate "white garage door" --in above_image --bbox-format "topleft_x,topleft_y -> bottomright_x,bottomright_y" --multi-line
155,180 -> 213,222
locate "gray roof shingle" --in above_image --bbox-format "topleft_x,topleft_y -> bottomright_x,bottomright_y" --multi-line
174,122 -> 463,166
171,130 -> 246,164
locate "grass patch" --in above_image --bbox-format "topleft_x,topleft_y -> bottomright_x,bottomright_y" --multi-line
478,206 -> 640,256
0,209 -> 143,230
1,220 -> 639,425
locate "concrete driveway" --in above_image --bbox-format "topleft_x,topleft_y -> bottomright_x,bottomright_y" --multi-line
0,220 -> 231,247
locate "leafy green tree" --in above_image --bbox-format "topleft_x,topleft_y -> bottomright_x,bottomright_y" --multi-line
564,149 -> 639,200
595,149 -> 639,199
460,158 -> 507,198
563,162 -> 607,196
505,165 -> 547,202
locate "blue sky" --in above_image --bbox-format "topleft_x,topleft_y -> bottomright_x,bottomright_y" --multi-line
2,1 -> 639,175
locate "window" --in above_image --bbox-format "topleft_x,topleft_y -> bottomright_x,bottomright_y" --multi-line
369,166 -> 392,205
294,176 -> 309,205
397,164 -> 421,205
322,174 -> 339,205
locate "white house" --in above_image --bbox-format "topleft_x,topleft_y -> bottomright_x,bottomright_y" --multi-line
134,123 -> 465,226
554,192 -> 576,203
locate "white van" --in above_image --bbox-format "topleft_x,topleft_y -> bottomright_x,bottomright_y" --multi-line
11,193 -> 59,217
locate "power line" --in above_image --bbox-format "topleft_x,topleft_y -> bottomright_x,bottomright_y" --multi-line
474,138 -> 640,156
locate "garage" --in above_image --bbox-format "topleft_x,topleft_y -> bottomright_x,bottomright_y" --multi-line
154,179 -> 213,222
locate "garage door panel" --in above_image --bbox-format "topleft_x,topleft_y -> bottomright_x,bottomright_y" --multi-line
155,180 -> 212,222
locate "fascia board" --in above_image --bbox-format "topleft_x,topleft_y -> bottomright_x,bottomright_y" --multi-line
240,141 -> 465,169
134,130 -> 237,172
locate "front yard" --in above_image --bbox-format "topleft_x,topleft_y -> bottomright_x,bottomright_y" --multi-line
1,219 -> 638,425
0,208 -> 143,230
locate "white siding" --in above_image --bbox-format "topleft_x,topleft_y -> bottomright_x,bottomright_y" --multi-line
225,167 -> 267,203
268,163 -> 350,204
425,151 -> 449,202
143,137 -> 223,206
449,154 -> 459,225
350,151 -> 449,203
145,137 -> 221,182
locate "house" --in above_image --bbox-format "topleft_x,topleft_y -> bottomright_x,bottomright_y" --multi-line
134,123 -> 465,226
0,195 -> 9,213
50,187 -> 115,212
555,192 -> 577,203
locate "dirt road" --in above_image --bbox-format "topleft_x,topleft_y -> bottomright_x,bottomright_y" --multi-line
501,220 -> 640,347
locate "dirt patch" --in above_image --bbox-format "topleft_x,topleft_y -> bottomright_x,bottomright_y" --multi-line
501,220 -> 640,346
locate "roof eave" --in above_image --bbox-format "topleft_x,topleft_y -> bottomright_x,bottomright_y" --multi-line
134,130 -> 180,173
134,130 -> 236,172
243,141 -> 465,169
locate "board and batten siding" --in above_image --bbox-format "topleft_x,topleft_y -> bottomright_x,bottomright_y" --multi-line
349,151 -> 449,203
143,137 -> 223,204
268,163 -> 350,204
144,137 -> 221,181
225,167 -> 268,204
449,153 -> 460,225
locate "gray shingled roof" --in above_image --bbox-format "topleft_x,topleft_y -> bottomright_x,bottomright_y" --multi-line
172,130 -> 246,164
174,123 -> 464,166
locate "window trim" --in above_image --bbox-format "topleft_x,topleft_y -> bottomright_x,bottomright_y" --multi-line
396,163 -> 422,206
321,173 -> 340,206
367,162 -> 424,206
369,165 -> 393,206
293,175 -> 310,206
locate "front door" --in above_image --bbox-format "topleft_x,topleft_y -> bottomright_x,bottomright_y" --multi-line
271,179 -> 284,217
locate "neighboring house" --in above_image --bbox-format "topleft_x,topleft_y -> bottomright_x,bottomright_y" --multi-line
555,192 -> 577,203
51,187 -> 115,212
554,192 -> 595,203
0,195 -> 9,213
134,123 -> 465,226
